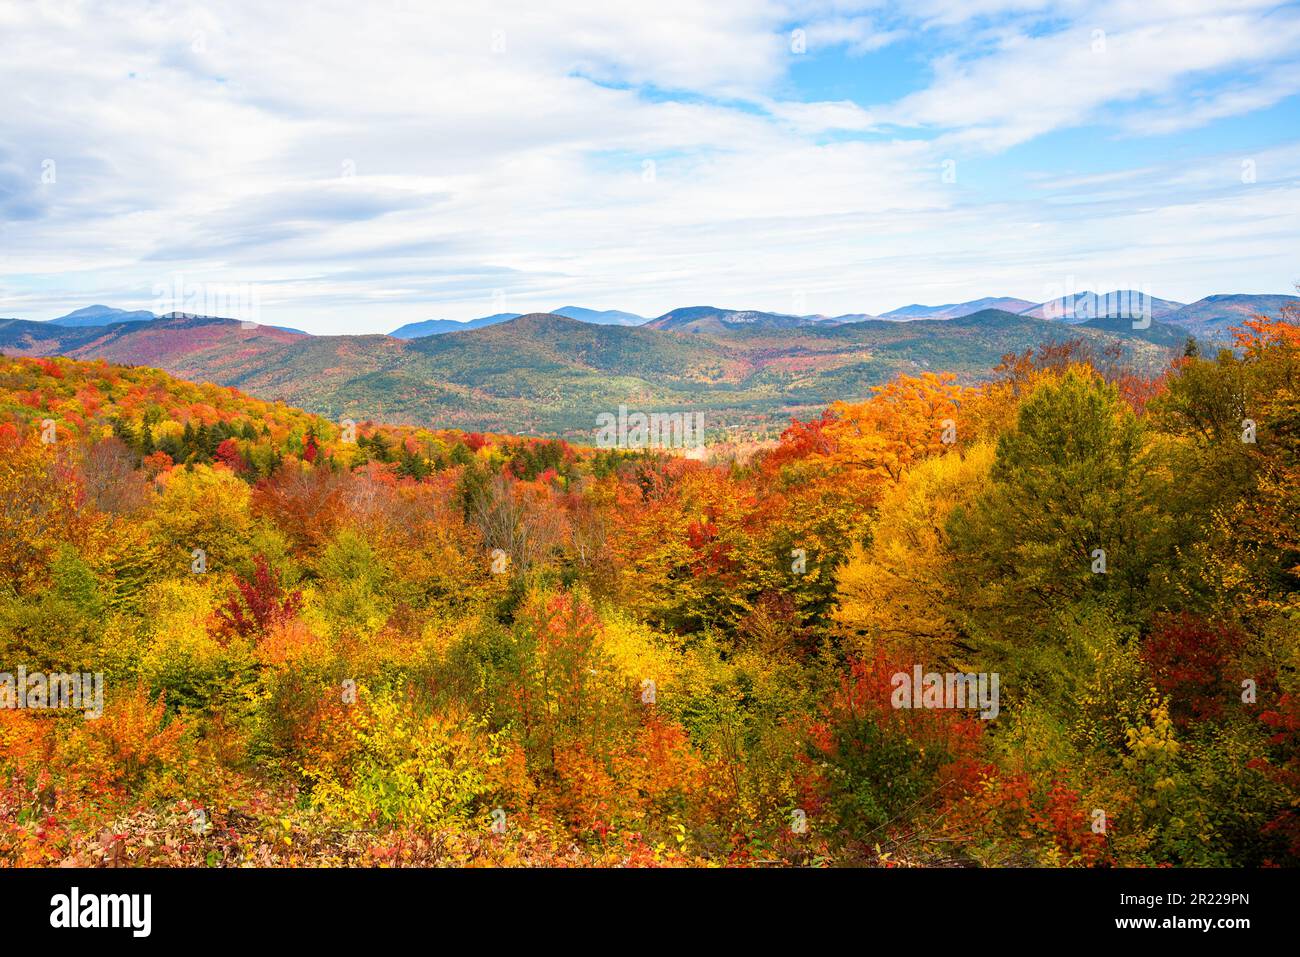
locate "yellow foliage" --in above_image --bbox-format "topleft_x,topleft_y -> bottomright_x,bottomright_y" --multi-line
148,464 -> 255,575
140,577 -> 222,667
599,612 -> 680,699
304,692 -> 505,830
1124,697 -> 1180,768
822,372 -> 973,484
833,441 -> 995,665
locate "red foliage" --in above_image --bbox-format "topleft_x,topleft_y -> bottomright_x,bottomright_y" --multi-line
33,357 -> 64,379
253,465 -> 349,551
763,410 -> 835,471
1252,693 -> 1300,862
142,451 -> 173,476
1142,613 -> 1247,726
214,437 -> 246,474
1039,780 -> 1107,864
974,771 -> 1109,866
212,555 -> 303,641
683,501 -> 747,580
798,650 -> 990,825
826,651 -> 986,756
75,386 -> 101,418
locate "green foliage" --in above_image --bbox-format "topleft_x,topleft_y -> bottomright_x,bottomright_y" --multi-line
947,370 -> 1171,686
313,528 -> 393,638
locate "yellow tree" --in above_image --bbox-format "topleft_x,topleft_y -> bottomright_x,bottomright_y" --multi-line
0,432 -> 95,594
833,441 -> 995,666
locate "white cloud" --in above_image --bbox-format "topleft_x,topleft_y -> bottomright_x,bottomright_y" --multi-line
799,15 -> 906,55
1119,61 -> 1300,135
889,10 -> 1300,150
0,0 -> 1296,332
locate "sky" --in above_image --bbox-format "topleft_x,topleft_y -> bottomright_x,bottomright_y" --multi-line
1,0 -> 1299,334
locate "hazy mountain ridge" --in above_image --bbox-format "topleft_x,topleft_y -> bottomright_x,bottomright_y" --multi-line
644,306 -> 839,333
1019,290 -> 1186,322
1158,293 -> 1300,337
389,313 -> 522,338
390,305 -> 644,338
881,297 -> 1038,320
551,305 -> 646,326
0,306 -> 1197,436
34,291 -> 1291,340
47,304 -> 158,326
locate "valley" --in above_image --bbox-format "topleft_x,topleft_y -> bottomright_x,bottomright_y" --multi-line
0,299 -> 1232,438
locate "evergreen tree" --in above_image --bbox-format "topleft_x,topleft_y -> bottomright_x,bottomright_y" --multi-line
112,416 -> 137,447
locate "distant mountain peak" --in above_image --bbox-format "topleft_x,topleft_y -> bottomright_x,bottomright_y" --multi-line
48,304 -> 156,327
390,306 -> 644,338
1159,293 -> 1300,335
390,313 -> 522,338
1020,290 -> 1184,323
549,305 -> 646,326
881,297 -> 1037,321
646,306 -> 816,332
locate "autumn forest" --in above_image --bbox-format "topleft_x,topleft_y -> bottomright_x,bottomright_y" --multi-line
1,306 -> 1298,869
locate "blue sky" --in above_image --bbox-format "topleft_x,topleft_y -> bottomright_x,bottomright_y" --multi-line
1,0 -> 1298,334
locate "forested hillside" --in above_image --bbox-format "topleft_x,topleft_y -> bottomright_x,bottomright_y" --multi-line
1,311 -> 1297,867
0,310 -> 1178,437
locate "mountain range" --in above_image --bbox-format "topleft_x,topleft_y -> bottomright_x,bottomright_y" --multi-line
388,292 -> 1291,336
25,291 -> 1291,341
880,297 -> 1038,320
47,304 -> 159,326
3,290 -> 1291,437
384,291 -> 1297,338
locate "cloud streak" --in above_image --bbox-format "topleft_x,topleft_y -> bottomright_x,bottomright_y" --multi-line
0,0 -> 1296,332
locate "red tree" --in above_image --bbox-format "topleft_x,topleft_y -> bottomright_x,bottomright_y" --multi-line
213,555 -> 302,641
214,437 -> 246,474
